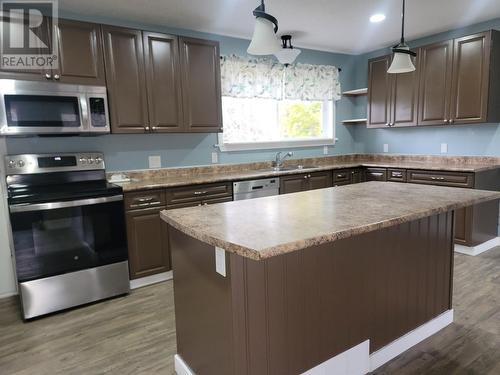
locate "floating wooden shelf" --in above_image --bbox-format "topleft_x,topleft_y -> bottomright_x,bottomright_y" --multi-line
342,118 -> 367,125
342,88 -> 368,97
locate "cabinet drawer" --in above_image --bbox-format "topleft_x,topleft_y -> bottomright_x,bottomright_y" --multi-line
166,182 -> 232,206
167,194 -> 233,210
333,169 -> 351,183
125,190 -> 166,211
387,169 -> 407,182
365,168 -> 388,181
407,170 -> 474,188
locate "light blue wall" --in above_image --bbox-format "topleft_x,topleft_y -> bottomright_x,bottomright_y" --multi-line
352,18 -> 500,156
5,11 -> 360,171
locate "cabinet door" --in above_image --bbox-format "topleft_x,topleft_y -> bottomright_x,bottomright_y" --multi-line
126,208 -> 171,279
450,32 -> 491,124
390,57 -> 419,127
454,207 -> 472,245
308,171 -> 333,190
0,15 -> 52,80
102,26 -> 149,133
143,32 -> 183,132
367,55 -> 391,128
55,20 -> 105,85
417,40 -> 454,126
351,169 -> 364,184
280,174 -> 307,194
179,37 -> 222,132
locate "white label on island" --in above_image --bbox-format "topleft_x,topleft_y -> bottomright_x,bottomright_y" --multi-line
215,247 -> 226,277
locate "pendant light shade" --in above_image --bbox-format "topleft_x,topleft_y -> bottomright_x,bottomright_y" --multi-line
388,0 -> 416,74
247,0 -> 280,55
387,44 -> 415,73
274,35 -> 301,66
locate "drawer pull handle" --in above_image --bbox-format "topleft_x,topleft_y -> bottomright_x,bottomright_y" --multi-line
430,176 -> 446,181
136,197 -> 155,202
370,172 -> 383,176
194,191 -> 208,195
337,174 -> 346,178
130,201 -> 161,208
392,172 -> 403,177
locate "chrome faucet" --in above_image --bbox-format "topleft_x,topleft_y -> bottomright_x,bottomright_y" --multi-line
274,151 -> 293,169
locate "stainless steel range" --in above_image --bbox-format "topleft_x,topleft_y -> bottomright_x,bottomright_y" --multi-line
5,153 -> 129,319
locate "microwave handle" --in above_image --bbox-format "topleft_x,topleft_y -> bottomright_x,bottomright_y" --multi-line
9,195 -> 123,213
79,94 -> 90,131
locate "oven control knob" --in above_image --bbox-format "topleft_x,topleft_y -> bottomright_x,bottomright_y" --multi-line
79,157 -> 86,164
17,160 -> 25,168
95,157 -> 103,164
8,160 -> 16,168
87,158 -> 94,164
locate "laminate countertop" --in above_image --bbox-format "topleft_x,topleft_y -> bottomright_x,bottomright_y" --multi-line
161,182 -> 500,260
117,160 -> 499,192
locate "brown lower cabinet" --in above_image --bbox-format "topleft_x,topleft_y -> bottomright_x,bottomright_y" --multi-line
280,171 -> 332,194
124,182 -> 233,279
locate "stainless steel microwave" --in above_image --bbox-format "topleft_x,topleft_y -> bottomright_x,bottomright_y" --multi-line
0,79 -> 110,136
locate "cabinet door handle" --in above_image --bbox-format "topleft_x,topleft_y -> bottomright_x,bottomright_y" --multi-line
136,197 -> 155,202
337,174 -> 345,178
45,73 -> 52,79
304,175 -> 308,179
449,119 -> 454,124
53,74 -> 60,80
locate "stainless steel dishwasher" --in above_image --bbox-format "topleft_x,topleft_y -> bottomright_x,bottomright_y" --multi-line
233,177 -> 280,201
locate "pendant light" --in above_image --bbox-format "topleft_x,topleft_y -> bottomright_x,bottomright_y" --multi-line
247,0 -> 281,55
388,0 -> 416,74
274,35 -> 301,66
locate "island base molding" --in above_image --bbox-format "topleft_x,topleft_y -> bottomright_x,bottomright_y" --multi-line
169,210 -> 455,375
174,310 -> 454,375
455,236 -> 500,256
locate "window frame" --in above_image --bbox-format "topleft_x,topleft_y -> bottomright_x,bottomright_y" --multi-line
218,98 -> 336,152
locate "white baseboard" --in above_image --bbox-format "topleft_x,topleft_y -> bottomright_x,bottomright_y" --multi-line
454,237 -> 500,256
130,271 -> 172,290
174,310 -> 454,375
302,340 -> 369,375
175,354 -> 195,375
369,309 -> 453,371
0,290 -> 17,300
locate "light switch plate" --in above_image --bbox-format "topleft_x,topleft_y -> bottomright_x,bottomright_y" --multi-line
148,155 -> 161,169
323,146 -> 329,155
383,144 -> 389,153
441,143 -> 448,154
211,152 -> 219,164
215,247 -> 226,277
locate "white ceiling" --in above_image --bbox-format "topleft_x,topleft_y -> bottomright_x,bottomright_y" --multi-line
59,0 -> 500,54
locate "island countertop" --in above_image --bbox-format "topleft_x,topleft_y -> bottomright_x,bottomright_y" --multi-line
161,181 -> 500,260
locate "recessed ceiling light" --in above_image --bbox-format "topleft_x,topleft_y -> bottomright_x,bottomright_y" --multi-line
370,13 -> 386,23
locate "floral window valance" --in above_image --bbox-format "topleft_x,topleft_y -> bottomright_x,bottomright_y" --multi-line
220,54 -> 341,101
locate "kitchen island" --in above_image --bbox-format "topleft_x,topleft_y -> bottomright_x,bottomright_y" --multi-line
161,182 -> 500,375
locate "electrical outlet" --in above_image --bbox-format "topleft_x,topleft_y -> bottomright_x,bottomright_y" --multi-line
211,152 -> 219,164
440,143 -> 448,154
148,155 -> 161,169
383,144 -> 389,153
323,146 -> 329,155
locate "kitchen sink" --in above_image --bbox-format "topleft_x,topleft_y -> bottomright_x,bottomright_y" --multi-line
257,165 -> 321,172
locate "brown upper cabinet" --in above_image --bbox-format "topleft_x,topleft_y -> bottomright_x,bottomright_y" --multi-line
367,55 -> 418,128
103,26 -> 222,134
179,37 -> 223,133
102,26 -> 149,134
144,32 -> 183,133
417,40 -> 454,126
55,20 -> 105,85
0,18 -> 105,85
368,30 -> 500,128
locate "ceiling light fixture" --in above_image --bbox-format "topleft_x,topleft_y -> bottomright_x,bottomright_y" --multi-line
369,13 -> 386,23
247,0 -> 281,55
274,35 -> 301,66
388,0 -> 416,74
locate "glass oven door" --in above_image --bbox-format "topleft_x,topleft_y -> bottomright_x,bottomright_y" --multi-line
9,195 -> 128,282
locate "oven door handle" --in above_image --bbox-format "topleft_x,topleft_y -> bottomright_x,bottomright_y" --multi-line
9,195 -> 123,213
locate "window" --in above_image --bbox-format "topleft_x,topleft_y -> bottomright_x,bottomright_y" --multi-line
219,55 -> 341,152
220,97 -> 334,151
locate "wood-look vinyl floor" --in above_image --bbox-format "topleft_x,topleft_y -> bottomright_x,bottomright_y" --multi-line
0,248 -> 499,375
